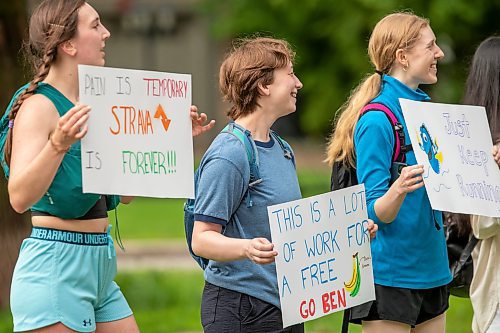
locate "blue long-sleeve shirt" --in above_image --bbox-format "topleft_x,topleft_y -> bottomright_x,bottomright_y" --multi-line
354,75 -> 452,289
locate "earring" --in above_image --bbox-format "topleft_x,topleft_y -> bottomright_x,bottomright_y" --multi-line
403,62 -> 409,72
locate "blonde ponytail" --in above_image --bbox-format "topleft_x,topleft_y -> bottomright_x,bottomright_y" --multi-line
325,11 -> 429,167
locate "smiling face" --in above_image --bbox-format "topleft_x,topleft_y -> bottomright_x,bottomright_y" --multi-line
266,62 -> 303,117
403,26 -> 444,88
71,3 -> 110,66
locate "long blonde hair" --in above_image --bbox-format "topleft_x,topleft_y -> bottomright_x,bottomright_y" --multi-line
325,12 -> 429,167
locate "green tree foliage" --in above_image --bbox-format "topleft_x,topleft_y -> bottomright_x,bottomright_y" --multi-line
200,0 -> 500,137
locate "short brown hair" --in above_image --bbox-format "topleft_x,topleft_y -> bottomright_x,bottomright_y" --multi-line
219,37 -> 296,120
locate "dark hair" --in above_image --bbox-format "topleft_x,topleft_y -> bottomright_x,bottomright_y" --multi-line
4,0 -> 85,165
219,37 -> 295,120
464,36 -> 500,143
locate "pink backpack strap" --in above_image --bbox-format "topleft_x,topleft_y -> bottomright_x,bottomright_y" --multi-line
360,103 -> 402,162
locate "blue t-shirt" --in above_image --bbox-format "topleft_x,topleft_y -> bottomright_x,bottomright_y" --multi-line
354,75 -> 452,289
194,130 -> 301,307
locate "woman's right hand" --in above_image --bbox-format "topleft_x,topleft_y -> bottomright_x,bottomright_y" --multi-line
49,104 -> 91,152
374,164 -> 425,223
244,238 -> 278,264
395,164 -> 425,195
492,144 -> 500,166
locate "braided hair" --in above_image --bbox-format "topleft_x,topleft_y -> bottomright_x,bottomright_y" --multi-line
4,0 -> 85,165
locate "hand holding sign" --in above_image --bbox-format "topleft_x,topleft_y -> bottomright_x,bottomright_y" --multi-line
244,237 -> 278,264
51,104 -> 91,153
190,105 -> 215,137
395,164 -> 425,194
493,144 -> 500,166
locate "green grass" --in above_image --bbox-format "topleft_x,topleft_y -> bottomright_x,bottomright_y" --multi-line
110,169 -> 331,240
0,270 -> 474,332
122,273 -> 474,333
0,310 -> 11,333
117,271 -> 205,332
109,198 -> 187,239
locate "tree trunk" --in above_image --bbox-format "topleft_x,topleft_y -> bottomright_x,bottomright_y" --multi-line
0,1 -> 31,309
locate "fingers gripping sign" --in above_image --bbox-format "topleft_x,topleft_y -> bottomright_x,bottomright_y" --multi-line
245,237 -> 278,264
50,104 -> 91,153
366,219 -> 378,239
190,105 -> 215,137
397,164 -> 425,194
492,144 -> 500,166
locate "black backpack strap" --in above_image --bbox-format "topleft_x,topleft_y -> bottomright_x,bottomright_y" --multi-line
455,235 -> 479,272
341,308 -> 350,333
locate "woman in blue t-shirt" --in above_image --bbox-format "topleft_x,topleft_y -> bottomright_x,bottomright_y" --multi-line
192,36 -> 379,333
325,12 -> 451,333
191,37 -> 305,333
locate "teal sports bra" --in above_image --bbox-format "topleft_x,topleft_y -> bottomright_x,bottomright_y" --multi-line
4,83 -> 119,219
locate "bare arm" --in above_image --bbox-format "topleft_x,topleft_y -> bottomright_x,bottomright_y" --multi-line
8,95 -> 90,213
373,164 -> 425,223
192,221 -> 277,264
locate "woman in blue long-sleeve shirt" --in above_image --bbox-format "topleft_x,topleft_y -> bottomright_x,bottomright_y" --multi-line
325,12 -> 452,333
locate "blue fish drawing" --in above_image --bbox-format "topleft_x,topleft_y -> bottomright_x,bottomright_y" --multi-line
417,124 -> 443,174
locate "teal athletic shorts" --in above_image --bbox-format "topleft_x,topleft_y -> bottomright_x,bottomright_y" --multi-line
10,226 -> 133,332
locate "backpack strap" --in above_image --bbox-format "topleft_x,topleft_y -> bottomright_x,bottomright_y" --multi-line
341,308 -> 350,333
221,123 -> 295,207
270,130 -> 295,166
454,235 -> 479,273
222,122 -> 262,207
360,103 -> 412,163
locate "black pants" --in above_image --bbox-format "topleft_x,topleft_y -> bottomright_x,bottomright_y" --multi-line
350,284 -> 449,327
201,282 -> 305,333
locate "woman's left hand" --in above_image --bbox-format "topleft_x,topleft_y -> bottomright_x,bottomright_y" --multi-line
191,105 -> 215,137
367,219 -> 378,239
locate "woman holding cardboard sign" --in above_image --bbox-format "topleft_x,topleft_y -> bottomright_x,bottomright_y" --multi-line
326,12 -> 451,332
464,36 -> 500,333
0,1 -> 213,332
191,37 -> 306,333
190,36 -> 378,333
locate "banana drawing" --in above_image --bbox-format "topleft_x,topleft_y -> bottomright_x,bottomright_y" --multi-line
344,252 -> 361,297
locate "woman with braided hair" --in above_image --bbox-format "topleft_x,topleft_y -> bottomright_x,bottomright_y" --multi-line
3,1 -> 213,332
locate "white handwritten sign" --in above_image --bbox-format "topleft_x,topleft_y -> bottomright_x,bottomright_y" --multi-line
400,98 -> 500,216
78,65 -> 194,198
267,184 -> 375,327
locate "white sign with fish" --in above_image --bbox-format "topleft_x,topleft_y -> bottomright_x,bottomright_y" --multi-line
400,98 -> 500,217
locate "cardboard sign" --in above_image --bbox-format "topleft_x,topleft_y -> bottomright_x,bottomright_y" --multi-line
267,184 -> 375,327
78,65 -> 194,198
400,98 -> 500,216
